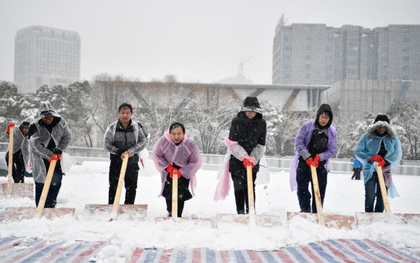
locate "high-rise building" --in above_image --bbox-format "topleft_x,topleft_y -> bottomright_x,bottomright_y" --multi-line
14,25 -> 81,93
272,20 -> 420,85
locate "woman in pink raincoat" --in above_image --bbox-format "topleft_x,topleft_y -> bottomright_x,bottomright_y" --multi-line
152,122 -> 202,217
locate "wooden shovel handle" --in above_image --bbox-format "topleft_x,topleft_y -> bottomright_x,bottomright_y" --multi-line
171,169 -> 178,218
111,154 -> 129,215
35,158 -> 57,218
310,165 -> 326,226
376,165 -> 391,213
246,165 -> 255,215
7,126 -> 14,197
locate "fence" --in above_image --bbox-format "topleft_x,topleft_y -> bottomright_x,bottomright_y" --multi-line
1,143 -> 419,175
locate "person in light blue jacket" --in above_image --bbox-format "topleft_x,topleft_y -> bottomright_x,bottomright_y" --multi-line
354,114 -> 402,213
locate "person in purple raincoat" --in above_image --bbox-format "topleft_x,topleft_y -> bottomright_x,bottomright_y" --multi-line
152,122 -> 202,217
290,104 -> 337,213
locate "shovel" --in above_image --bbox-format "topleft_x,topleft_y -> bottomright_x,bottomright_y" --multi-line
3,157 -> 75,221
171,169 -> 179,218
0,125 -> 34,199
356,165 -> 420,226
155,169 -> 211,225
287,164 -> 355,229
84,153 -> 147,221
216,164 -> 281,227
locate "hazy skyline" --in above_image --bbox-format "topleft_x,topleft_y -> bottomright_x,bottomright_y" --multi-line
1,0 -> 420,85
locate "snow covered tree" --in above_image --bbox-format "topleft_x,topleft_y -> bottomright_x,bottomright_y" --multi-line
262,100 -> 314,156
387,102 -> 420,160
185,99 -> 236,154
129,76 -> 192,144
0,82 -> 26,141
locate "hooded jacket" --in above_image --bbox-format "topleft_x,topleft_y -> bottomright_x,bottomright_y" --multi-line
354,115 -> 402,198
214,97 -> 266,201
5,117 -> 33,171
5,117 -> 32,154
29,101 -> 72,183
289,104 -> 337,191
152,131 -> 201,196
227,97 -> 267,173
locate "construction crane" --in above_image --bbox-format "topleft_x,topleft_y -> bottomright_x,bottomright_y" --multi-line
238,55 -> 254,75
394,80 -> 412,103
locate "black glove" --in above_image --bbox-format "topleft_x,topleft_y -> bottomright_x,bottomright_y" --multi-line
53,148 -> 63,155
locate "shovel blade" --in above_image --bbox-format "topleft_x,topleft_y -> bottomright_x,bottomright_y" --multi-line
356,212 -> 420,226
2,207 -> 75,221
287,212 -> 355,229
83,204 -> 148,220
155,217 -> 211,226
0,183 -> 34,199
216,213 -> 283,227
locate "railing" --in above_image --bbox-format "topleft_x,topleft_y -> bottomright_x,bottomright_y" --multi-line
1,143 -> 419,176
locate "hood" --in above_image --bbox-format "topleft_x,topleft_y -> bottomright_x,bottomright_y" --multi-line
38,101 -> 59,118
368,114 -> 395,138
19,116 -> 34,129
237,96 -> 263,119
315,104 -> 333,129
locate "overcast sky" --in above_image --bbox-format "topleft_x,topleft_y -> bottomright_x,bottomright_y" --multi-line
1,0 -> 420,85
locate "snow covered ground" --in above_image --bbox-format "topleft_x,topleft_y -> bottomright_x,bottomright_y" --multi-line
1,159 -> 420,262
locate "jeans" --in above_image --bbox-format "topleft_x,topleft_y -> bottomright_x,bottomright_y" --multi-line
35,166 -> 63,207
365,172 -> 385,212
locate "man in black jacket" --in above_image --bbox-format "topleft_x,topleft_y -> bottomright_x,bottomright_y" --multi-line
104,103 -> 148,204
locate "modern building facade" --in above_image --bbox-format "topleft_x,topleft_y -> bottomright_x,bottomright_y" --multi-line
272,20 -> 420,85
14,25 -> 81,93
321,79 -> 420,121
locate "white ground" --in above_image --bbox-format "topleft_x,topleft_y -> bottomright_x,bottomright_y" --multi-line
1,159 -> 420,262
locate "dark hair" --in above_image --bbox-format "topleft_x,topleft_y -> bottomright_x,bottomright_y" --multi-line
169,122 -> 185,133
118,103 -> 133,113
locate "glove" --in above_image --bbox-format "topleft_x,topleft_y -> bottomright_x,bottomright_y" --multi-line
166,164 -> 174,174
53,148 -> 62,155
48,154 -> 61,163
167,165 -> 182,179
6,123 -> 15,134
139,158 -> 144,168
243,157 -> 255,169
169,169 -> 182,179
370,155 -> 383,163
306,154 -> 320,168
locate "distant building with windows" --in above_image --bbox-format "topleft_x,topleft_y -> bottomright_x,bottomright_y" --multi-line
14,25 -> 81,93
272,19 -> 420,86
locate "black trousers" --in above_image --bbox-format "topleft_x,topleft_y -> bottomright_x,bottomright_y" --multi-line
162,175 -> 192,217
165,198 -> 185,217
35,166 -> 63,208
108,157 -> 139,205
5,150 -> 25,183
296,164 -> 328,213
231,169 -> 257,214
